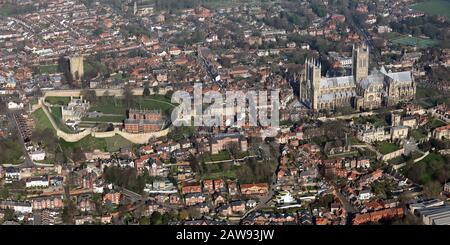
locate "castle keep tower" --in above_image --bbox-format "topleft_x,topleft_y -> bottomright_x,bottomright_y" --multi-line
352,43 -> 369,83
69,56 -> 84,82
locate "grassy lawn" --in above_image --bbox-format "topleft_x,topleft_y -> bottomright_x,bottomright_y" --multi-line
238,151 -> 250,159
391,35 -> 439,48
201,171 -> 237,180
59,135 -> 132,152
45,97 -> 72,105
404,152 -> 448,185
37,64 -> 59,74
416,87 -> 441,99
0,138 -> 24,165
349,137 -> 364,145
51,107 -> 62,120
204,150 -> 232,162
429,118 -> 447,129
411,0 -> 450,18
201,161 -> 240,180
89,95 -> 175,115
32,108 -> 56,134
410,128 -> 429,140
376,142 -> 400,155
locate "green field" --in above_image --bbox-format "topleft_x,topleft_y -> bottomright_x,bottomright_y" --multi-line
89,95 -> 176,115
59,135 -> 133,152
51,107 -> 62,120
377,142 -> 400,155
411,0 -> 450,18
404,152 -> 448,185
37,64 -> 59,74
45,97 -> 72,105
349,137 -> 364,145
429,118 -> 447,129
391,35 -> 439,48
0,138 -> 24,165
411,128 -> 429,140
32,108 -> 56,134
201,171 -> 237,180
416,87 -> 440,99
204,150 -> 232,162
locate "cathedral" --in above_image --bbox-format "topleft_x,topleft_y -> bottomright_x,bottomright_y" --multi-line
299,43 -> 416,111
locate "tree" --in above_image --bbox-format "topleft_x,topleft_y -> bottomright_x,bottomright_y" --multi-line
123,85 -> 134,108
150,211 -> 163,225
423,181 -> 442,198
226,142 -> 240,159
143,86 -> 151,97
3,208 -> 15,221
139,216 -> 150,225
62,198 -> 76,224
0,186 -> 10,199
81,89 -> 97,103
179,210 -> 189,220
58,56 -> 73,86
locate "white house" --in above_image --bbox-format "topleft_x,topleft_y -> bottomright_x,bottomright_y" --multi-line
358,189 -> 373,200
275,191 -> 296,204
7,101 -> 24,110
26,176 -> 49,188
5,167 -> 20,183
30,150 -> 46,161
94,186 -> 104,193
0,200 -> 32,213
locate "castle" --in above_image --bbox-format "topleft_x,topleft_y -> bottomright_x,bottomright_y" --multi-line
299,43 -> 416,111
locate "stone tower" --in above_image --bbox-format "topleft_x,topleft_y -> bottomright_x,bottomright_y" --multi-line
391,112 -> 401,127
304,58 -> 321,110
352,43 -> 369,83
69,56 -> 84,82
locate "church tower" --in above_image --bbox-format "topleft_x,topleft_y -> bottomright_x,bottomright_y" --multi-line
352,43 -> 369,83
304,58 -> 321,110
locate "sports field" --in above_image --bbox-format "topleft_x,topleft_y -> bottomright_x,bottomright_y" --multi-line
411,0 -> 450,18
391,35 -> 439,48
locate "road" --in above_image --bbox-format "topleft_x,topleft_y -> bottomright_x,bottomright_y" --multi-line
8,111 -> 34,168
114,185 -> 142,202
346,12 -> 381,62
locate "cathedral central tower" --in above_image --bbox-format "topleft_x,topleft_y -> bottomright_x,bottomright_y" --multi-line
352,43 -> 369,83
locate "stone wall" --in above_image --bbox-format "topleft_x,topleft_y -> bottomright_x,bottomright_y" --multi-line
381,148 -> 405,161
42,88 -> 167,98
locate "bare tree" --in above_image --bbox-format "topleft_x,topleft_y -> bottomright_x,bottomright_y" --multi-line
123,85 -> 134,108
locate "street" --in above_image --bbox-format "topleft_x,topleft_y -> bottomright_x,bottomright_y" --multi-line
7,110 -> 34,168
